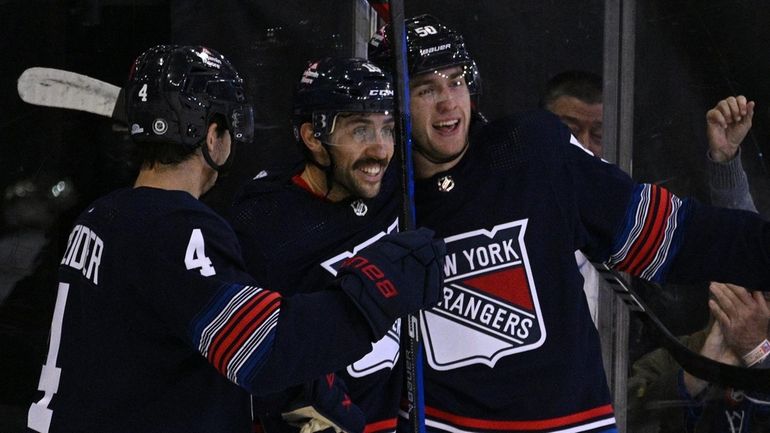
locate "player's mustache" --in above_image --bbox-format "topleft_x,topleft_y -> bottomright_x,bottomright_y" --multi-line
352,158 -> 389,170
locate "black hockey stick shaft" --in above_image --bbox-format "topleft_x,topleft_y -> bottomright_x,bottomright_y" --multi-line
388,1 -> 426,432
594,262 -> 770,392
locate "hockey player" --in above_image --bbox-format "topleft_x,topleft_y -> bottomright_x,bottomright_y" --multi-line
369,15 -> 770,433
26,45 -> 444,433
229,57 -> 404,433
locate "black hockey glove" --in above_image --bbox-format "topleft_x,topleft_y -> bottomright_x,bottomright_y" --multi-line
280,373 -> 365,433
337,227 -> 445,340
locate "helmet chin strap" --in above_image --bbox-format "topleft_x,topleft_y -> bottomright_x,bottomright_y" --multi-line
322,162 -> 335,199
305,140 -> 336,199
200,137 -> 234,175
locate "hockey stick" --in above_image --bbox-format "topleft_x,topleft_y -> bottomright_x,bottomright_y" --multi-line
17,67 -> 126,123
385,2 -> 427,432
593,262 -> 770,392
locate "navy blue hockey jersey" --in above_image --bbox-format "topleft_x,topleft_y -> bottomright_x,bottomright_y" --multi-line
231,167 -> 403,433
406,110 -> 770,433
27,187 -> 375,433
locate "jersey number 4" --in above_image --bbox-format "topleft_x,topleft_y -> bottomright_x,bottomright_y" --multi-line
185,228 -> 216,276
28,283 -> 69,433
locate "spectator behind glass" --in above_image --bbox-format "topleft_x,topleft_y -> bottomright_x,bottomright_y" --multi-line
541,70 -> 604,157
541,70 -> 604,327
628,95 -> 769,433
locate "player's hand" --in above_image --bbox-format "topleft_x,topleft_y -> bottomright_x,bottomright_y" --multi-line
706,95 -> 755,162
684,320 -> 740,397
281,373 -> 364,433
337,227 -> 444,339
708,282 -> 770,360
699,319 -> 740,366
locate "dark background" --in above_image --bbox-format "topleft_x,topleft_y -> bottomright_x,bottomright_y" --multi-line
1,1 -> 769,431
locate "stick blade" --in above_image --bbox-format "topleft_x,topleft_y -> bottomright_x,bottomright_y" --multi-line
17,67 -> 121,118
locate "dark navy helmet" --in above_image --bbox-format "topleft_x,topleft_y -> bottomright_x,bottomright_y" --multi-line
126,45 -> 254,149
368,14 -> 481,96
292,57 -> 395,141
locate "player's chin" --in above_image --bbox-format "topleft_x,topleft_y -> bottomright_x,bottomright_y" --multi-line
431,136 -> 465,157
353,182 -> 381,199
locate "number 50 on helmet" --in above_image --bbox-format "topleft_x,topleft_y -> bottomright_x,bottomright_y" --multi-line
367,14 -> 481,98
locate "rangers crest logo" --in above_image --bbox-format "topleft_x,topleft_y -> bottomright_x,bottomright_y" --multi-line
346,320 -> 400,378
421,219 -> 546,370
319,218 -> 401,377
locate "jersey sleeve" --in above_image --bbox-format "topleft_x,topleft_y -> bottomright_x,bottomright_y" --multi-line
533,110 -> 770,288
188,280 -> 373,396
140,207 -> 374,396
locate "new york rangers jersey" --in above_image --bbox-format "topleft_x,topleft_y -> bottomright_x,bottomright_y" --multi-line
27,187 -> 376,433
231,165 -> 403,433
407,110 -> 770,433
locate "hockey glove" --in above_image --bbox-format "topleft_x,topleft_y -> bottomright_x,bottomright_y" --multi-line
337,227 -> 445,340
281,373 -> 365,433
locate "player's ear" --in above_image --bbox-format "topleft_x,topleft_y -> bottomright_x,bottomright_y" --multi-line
300,122 -> 329,164
205,121 -> 228,163
300,122 -> 322,150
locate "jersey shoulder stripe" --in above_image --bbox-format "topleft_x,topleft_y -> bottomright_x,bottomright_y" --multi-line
609,183 -> 687,281
192,283 -> 281,388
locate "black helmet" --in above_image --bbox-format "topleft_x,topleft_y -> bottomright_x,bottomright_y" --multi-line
292,57 -> 395,141
368,14 -> 481,96
126,45 -> 254,149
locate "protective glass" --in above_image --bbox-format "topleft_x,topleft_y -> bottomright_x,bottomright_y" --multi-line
230,105 -> 254,143
204,79 -> 246,102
